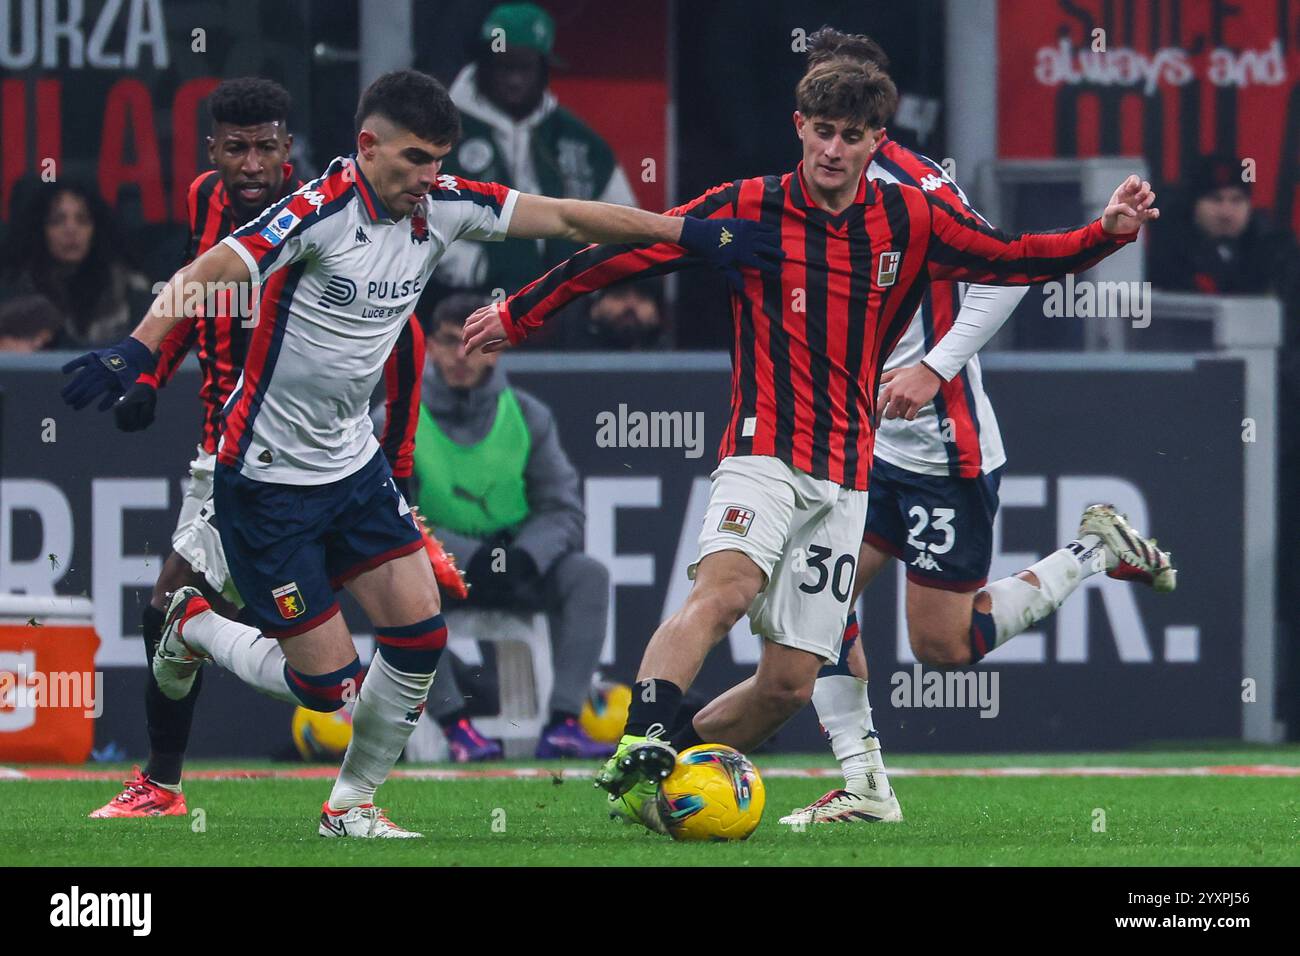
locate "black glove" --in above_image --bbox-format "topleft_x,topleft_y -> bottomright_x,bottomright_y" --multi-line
61,336 -> 155,411
678,216 -> 784,292
114,381 -> 158,432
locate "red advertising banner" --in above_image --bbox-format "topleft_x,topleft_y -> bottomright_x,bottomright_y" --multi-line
998,0 -> 1300,230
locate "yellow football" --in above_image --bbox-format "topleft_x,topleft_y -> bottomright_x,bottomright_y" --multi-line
579,681 -> 632,744
656,744 -> 766,841
291,706 -> 353,761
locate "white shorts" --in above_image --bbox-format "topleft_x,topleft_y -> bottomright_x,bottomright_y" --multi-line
690,455 -> 868,662
171,446 -> 242,608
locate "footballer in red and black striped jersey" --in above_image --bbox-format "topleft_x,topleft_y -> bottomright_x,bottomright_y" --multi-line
460,32 -> 1168,833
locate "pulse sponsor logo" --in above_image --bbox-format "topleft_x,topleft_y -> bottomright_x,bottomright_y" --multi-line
318,275 -> 357,308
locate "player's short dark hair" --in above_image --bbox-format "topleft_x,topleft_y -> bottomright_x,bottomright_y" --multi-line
430,292 -> 494,332
806,26 -> 890,71
208,77 -> 291,130
355,70 -> 461,146
796,57 -> 898,130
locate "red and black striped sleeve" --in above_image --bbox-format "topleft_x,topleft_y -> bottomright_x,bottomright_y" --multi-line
140,172 -> 219,387
499,181 -> 742,344
380,313 -> 426,479
185,171 -> 224,265
924,193 -> 1136,285
141,317 -> 199,388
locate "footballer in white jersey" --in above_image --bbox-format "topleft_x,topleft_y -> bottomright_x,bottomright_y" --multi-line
62,69 -> 782,838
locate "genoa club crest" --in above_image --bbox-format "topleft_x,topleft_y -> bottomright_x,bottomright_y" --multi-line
718,506 -> 755,536
272,582 -> 307,620
410,206 -> 429,244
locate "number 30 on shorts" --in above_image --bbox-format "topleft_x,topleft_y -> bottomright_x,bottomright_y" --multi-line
796,544 -> 856,601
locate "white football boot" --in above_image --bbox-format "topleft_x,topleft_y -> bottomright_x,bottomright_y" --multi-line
152,587 -> 213,700
1078,504 -> 1177,593
319,803 -> 423,839
779,775 -> 904,826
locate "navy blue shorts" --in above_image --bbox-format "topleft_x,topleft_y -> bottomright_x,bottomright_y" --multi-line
213,449 -> 424,637
862,458 -> 1002,593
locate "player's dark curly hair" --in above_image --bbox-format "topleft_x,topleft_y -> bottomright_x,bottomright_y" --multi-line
796,56 -> 898,130
805,26 -> 890,71
208,77 -> 291,129
355,70 -> 461,146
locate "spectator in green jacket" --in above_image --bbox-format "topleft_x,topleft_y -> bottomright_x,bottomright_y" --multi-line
434,2 -> 639,297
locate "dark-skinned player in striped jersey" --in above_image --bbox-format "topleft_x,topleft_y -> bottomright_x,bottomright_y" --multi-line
463,52 -> 1165,832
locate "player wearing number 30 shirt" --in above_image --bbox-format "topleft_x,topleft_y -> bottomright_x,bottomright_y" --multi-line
461,42 -> 1171,834
61,70 -> 781,839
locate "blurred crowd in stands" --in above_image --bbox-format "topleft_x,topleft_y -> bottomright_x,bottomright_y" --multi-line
1,9 -> 1296,365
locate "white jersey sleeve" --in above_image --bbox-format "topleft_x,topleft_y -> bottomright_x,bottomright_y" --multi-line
922,284 -> 1029,382
428,174 -> 519,243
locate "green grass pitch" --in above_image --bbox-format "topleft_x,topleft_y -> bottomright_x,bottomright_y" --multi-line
3,748 -> 1297,867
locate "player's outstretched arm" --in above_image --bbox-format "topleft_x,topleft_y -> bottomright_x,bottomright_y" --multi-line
925,174 -> 1157,286
465,182 -> 774,354
61,243 -> 251,412
507,192 -> 781,286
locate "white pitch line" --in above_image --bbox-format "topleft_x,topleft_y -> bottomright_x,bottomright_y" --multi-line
4,764 -> 1298,781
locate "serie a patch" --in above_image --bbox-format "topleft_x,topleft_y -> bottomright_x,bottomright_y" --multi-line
272,582 -> 307,619
718,506 -> 755,536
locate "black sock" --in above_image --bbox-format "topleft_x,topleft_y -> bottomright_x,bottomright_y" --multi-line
547,709 -> 578,727
669,718 -> 705,753
624,679 -> 683,740
141,604 -> 201,786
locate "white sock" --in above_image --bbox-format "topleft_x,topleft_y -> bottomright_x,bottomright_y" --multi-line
181,608 -> 295,704
982,535 -> 1105,648
328,652 -> 434,810
811,674 -> 890,796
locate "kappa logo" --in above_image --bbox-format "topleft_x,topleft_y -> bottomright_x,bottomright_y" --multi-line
911,551 -> 941,572
272,582 -> 307,620
436,174 -> 461,194
718,506 -> 755,536
877,250 -> 901,287
300,189 -> 326,208
919,174 -> 945,192
355,227 -> 370,245
719,226 -> 733,246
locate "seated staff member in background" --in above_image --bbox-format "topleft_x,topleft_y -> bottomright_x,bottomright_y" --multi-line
385,293 -> 615,761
